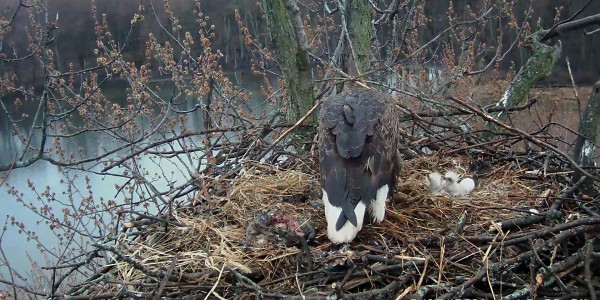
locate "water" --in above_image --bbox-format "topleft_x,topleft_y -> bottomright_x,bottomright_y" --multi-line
0,72 -> 272,286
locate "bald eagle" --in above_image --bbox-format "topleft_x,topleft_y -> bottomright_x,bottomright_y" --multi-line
319,89 -> 400,244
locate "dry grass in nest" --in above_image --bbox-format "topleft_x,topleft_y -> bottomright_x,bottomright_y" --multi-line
349,154 -> 551,246
99,152 -> 565,299
107,162 -> 325,293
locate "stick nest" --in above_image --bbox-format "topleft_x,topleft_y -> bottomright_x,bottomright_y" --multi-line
72,149 -> 600,299
67,94 -> 600,299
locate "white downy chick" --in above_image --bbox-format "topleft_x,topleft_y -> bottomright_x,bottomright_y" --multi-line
426,172 -> 445,194
442,171 -> 475,196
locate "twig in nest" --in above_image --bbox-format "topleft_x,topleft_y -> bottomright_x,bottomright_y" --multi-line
122,210 -> 186,228
452,211 -> 469,235
222,101 -> 321,178
400,98 -> 538,122
332,282 -> 348,299
42,249 -> 102,293
300,238 -> 314,271
497,214 -> 547,233
497,217 -> 600,248
155,254 -> 179,300
448,96 -> 600,182
440,219 -> 594,299
584,237 -> 597,300
258,270 -> 323,287
342,274 -> 412,300
498,176 -> 588,231
204,263 -> 226,300
528,239 -> 568,293
524,238 -> 596,298
93,243 -> 197,283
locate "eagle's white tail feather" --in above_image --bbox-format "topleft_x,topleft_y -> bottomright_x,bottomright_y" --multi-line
369,185 -> 388,223
322,189 -> 366,244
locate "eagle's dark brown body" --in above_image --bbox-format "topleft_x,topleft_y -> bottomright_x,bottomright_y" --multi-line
319,89 -> 400,243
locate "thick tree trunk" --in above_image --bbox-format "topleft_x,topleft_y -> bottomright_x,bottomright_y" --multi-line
344,0 -> 372,78
262,0 -> 315,124
572,81 -> 600,194
486,32 -> 561,135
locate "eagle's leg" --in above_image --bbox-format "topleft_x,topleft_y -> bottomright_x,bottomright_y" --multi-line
323,189 -> 366,244
369,184 -> 389,223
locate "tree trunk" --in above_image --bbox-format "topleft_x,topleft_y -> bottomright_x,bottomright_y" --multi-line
262,0 -> 315,124
486,32 -> 562,135
344,0 -> 372,78
572,81 -> 600,194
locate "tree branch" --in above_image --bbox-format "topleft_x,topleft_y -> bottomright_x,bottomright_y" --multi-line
541,13 -> 600,42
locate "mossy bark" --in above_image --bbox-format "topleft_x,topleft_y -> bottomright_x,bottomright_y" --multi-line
486,32 -> 562,135
345,0 -> 372,77
572,81 -> 600,194
261,0 -> 315,124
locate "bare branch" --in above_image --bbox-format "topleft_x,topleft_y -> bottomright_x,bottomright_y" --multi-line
540,13 -> 600,42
